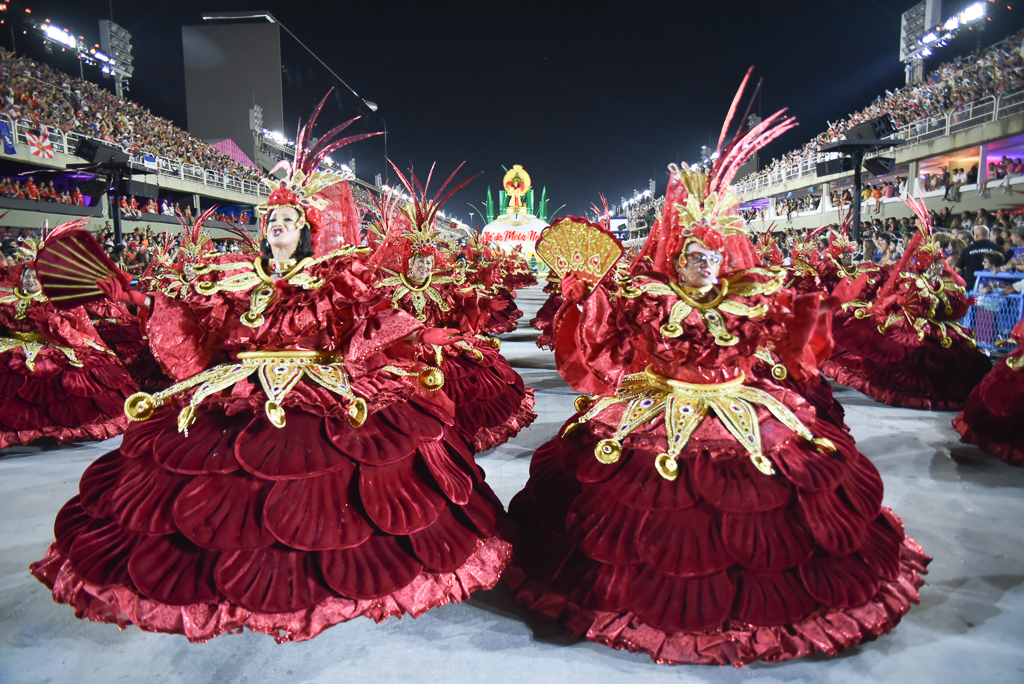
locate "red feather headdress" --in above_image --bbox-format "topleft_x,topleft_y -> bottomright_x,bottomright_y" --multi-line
258,90 -> 380,254
365,162 -> 478,272
638,69 -> 798,278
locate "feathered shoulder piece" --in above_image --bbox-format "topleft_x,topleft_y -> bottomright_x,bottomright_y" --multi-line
588,194 -> 612,231
175,206 -> 217,263
756,229 -> 783,266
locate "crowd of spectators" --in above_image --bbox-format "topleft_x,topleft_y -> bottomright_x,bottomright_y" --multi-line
114,196 -> 253,224
774,195 -> 820,219
0,46 -> 262,184
766,205 -> 1024,292
622,195 -> 665,240
737,28 -> 1024,190
0,175 -> 84,204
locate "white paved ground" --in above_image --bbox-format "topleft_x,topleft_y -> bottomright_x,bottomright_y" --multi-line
2,284 -> 1023,684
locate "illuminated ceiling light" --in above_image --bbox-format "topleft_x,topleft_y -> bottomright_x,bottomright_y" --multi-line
960,2 -> 986,23
43,23 -> 77,49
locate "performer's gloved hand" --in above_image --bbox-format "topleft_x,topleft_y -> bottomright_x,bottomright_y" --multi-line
418,327 -> 464,346
561,273 -> 587,303
96,271 -> 149,308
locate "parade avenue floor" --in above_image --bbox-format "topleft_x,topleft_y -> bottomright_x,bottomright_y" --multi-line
2,284 -> 1023,684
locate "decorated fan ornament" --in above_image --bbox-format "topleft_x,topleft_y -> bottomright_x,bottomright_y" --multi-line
35,227 -> 123,309
536,216 -> 623,285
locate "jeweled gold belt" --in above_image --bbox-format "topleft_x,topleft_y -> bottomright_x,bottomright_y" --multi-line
125,349 -> 443,434
564,366 -> 834,481
0,330 -> 89,370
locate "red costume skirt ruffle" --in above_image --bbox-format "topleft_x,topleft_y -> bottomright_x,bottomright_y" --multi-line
30,394 -> 512,642
504,381 -> 930,667
0,346 -> 135,449
953,356 -> 1024,466
823,316 -> 991,411
443,346 -> 537,453
531,292 -> 563,351
92,318 -> 173,393
484,294 -> 524,336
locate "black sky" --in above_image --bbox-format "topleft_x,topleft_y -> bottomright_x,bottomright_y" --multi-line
10,0 -> 1024,224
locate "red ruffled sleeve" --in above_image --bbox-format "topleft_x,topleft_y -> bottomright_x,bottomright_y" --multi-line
769,290 -> 832,383
554,284 -> 637,395
148,294 -> 220,381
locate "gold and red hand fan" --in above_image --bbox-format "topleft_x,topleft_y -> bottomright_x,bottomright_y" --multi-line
536,216 -> 623,285
36,228 -> 123,309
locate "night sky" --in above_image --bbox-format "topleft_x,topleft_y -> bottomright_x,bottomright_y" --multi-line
9,0 -> 1024,225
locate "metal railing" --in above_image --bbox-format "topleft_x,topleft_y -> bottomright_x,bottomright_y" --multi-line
733,89 -> 1024,197
2,117 -> 265,200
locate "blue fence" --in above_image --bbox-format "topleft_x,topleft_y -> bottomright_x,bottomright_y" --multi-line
962,271 -> 1023,352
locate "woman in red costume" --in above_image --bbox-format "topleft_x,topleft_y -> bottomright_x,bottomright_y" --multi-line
0,224 -> 136,448
504,246 -> 538,291
471,241 -> 525,336
504,77 -> 930,667
821,198 -> 991,411
29,98 -> 511,642
750,231 -> 846,431
953,318 -> 1024,465
366,168 -> 536,453
785,228 -> 825,296
531,271 -> 562,350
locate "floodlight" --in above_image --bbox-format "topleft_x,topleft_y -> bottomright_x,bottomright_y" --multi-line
960,2 -> 986,23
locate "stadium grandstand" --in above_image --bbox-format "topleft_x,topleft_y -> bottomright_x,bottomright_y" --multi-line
600,24 -> 1024,344
730,25 -> 1024,232
0,35 -> 399,274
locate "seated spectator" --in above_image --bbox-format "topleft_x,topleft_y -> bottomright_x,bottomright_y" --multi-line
1001,156 -> 1023,194
976,252 -> 1007,293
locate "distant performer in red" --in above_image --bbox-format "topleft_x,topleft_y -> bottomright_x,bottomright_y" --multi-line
822,197 -> 991,410
953,318 -> 1024,465
0,223 -> 136,448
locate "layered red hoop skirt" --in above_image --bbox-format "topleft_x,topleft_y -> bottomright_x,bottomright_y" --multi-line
953,354 -> 1024,465
0,344 -> 135,448
30,390 -> 512,642
531,289 -> 562,351
823,316 -> 991,411
443,344 -> 536,453
505,380 -> 929,667
483,293 -> 524,335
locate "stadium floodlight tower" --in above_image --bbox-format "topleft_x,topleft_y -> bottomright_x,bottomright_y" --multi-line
99,20 -> 134,99
901,1 -> 991,83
